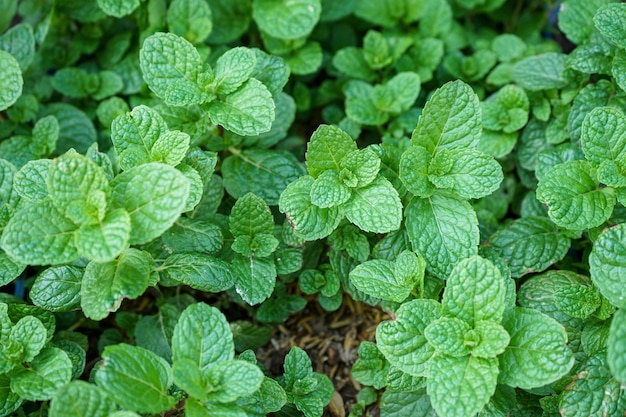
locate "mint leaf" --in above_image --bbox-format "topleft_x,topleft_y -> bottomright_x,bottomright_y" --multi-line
95,344 -> 176,413
589,223 -> 626,308
428,355 -> 498,417
252,0 -> 321,40
340,148 -> 381,188
10,346 -> 72,401
212,47 -> 256,95
232,255 -> 276,305
470,321 -> 510,358
499,307 -> 574,389
204,360 -> 263,403
279,176 -> 342,240
399,146 -> 436,197
310,170 -> 351,208
343,176 -> 402,233
594,3 -> 626,49
0,23 -> 35,71
111,162 -> 190,245
581,107 -> 626,168
161,253 -> 233,292
405,193 -> 479,279
172,303 -> 234,373
1,199 -> 79,265
208,78 -> 275,136
411,80 -> 481,154
376,299 -> 441,377
49,381 -> 117,417
349,259 -> 412,303
81,249 -> 153,320
0,50 -> 23,111
536,160 -> 615,230
74,209 -> 131,262
489,216 -> 571,278
0,374 -> 22,417
139,32 -> 207,106
97,0 -> 140,17
160,218 -> 223,254
608,307 -> 626,383
167,0 -> 213,44
229,193 -> 278,257
0,252 -> 25,287
511,53 -> 568,91
30,265 -> 83,312
305,124 -> 357,178
424,317 -> 470,357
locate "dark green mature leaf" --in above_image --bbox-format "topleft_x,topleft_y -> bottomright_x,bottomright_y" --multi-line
589,223 -> 626,308
30,265 -> 83,312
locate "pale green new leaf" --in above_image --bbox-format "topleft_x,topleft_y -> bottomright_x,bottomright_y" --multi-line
204,360 -> 264,403
232,255 -> 276,305
310,170 -> 351,208
9,316 -> 46,362
279,176 -> 342,240
442,255 -> 505,326
97,0 -> 140,17
81,249 -> 153,320
470,321 -> 510,358
305,124 -> 357,178
111,162 -> 190,245
343,176 -> 402,233
252,0 -> 321,40
411,80 -> 481,154
428,355 -> 498,417
150,131 -> 190,166
32,115 -> 59,156
424,317 -> 470,357
49,381 -> 117,417
30,265 -> 83,312
172,303 -> 234,373
10,346 -> 71,401
376,299 -> 441,377
1,199 -> 79,265
589,223 -> 626,308
594,3 -> 626,49
212,47 -> 257,95
340,148 -> 381,188
428,148 -> 503,199
349,259 -> 412,303
499,307 -> 574,389
536,161 -> 615,230
230,193 -> 274,237
167,0 -> 213,44
608,307 -> 626,383
581,107 -> 626,168
0,50 -> 22,111
139,32 -> 206,105
384,72 -> 421,114
74,209 -> 131,262
172,358 -> 206,400
95,344 -> 176,414
399,146 -> 436,197
208,78 -> 275,136
405,193 -> 479,279
489,216 -> 571,278
160,253 -> 233,292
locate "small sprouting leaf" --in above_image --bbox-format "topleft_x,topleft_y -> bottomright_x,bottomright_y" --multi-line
536,160 -> 615,230
340,148 -> 381,188
212,47 -> 256,95
489,216 -> 571,278
95,344 -> 176,413
160,253 -> 233,292
594,3 -> 626,49
252,0 -> 321,40
470,321 -> 510,358
139,32 -> 207,106
589,223 -> 626,308
279,176 -> 342,240
204,360 -> 264,403
405,193 -> 479,279
309,170 -> 352,208
424,317 -> 470,357
499,307 -> 574,389
10,346 -> 72,401
428,355 -> 498,417
411,80 -> 481,155
376,299 -> 441,377
399,146 -> 436,197
208,78 -> 275,136
442,255 -> 505,327
30,265 -> 83,312
49,381 -> 117,417
81,249 -> 153,320
172,303 -> 234,374
0,50 -> 23,111
343,176 -> 402,233
172,358 -> 206,400
111,162 -> 190,245
9,316 -> 47,362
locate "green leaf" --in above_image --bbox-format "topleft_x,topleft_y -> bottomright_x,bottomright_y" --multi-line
204,360 -> 264,402
250,49 -> 290,97
363,30 -> 392,69
399,146 -> 436,197
230,193 -> 274,237
1,199 -> 79,265
442,255 -> 505,326
252,0 -> 321,40
511,52 -> 568,91
608,307 -> 626,384
581,107 -> 626,168
95,344 -> 176,414
10,346 -> 72,401
309,170 -> 351,208
97,0 -> 140,17
172,303 -> 234,373
554,284 -> 601,319
428,148 -> 503,199
0,252 -> 25,287
32,115 -> 59,156
411,80 -> 481,154
81,248 -> 153,320
231,255 -> 276,305
405,193 -> 479,279
340,148 -> 381,188
111,162 -> 190,245
135,304 -> 179,363
594,3 -> 626,48
343,176 -> 402,233
499,307 -> 574,389
489,216 -> 571,278
160,218 -> 223,254
283,346 -> 312,387
376,299 -> 441,377
470,321 -> 510,358
74,209 -> 131,262
173,358 -> 206,400
383,72 -> 421,114
424,317 -> 470,357
208,78 -> 275,136
536,160 -> 615,230
332,47 -> 376,81
222,149 -> 305,206
428,355 -> 498,417
558,0 -> 612,44
167,0 -> 213,44
139,32 -> 207,106
351,342 -> 390,389
350,259 -> 412,303
589,223 -> 626,308
305,124 -> 357,178
30,265 -> 83,312
212,47 -> 256,95
0,50 -> 23,111
160,253 -> 233,292
0,23 -> 35,71
49,381 -> 117,417
9,316 -> 47,362
0,374 -> 22,417
279,176 -> 342,240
